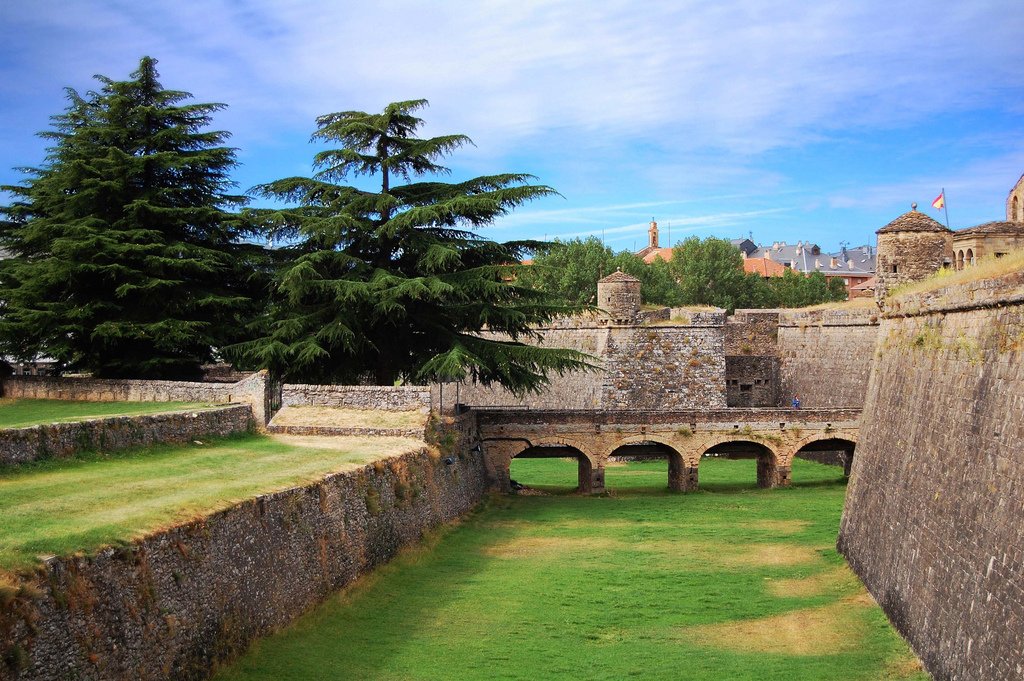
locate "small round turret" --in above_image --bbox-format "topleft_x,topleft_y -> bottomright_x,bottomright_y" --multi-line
597,270 -> 641,323
875,206 -> 952,300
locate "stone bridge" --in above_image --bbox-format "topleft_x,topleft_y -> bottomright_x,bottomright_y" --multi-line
475,407 -> 860,494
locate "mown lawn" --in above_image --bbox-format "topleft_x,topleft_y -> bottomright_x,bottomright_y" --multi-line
215,457 -> 927,681
0,398 -> 210,429
0,433 -> 422,573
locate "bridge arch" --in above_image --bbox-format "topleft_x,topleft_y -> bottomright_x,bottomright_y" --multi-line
503,436 -> 602,494
790,433 -> 858,477
698,437 -> 788,489
603,435 -> 696,492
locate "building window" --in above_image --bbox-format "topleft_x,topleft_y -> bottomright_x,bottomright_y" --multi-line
890,264 -> 898,274
996,252 -> 1007,258
740,384 -> 752,392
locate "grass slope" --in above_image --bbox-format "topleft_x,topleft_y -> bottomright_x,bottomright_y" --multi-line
0,433 -> 421,573
216,458 -> 927,681
0,398 -> 210,429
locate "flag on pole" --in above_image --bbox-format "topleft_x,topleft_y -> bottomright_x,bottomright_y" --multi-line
932,191 -> 945,210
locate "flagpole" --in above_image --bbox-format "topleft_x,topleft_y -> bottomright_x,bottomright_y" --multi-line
941,187 -> 950,230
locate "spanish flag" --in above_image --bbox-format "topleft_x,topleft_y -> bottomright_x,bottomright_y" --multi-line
932,191 -> 945,210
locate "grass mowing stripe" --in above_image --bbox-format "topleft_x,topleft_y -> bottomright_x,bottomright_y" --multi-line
214,458 -> 928,681
0,398 -> 213,428
0,434 -> 422,572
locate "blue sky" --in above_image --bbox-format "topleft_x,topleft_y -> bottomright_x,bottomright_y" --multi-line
2,0 -> 1022,252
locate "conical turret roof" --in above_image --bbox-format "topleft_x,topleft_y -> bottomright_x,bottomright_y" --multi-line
877,207 -> 951,234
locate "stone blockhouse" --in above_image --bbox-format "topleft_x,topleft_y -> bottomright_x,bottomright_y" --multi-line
873,206 -> 953,301
596,270 -> 642,323
952,221 -> 1024,269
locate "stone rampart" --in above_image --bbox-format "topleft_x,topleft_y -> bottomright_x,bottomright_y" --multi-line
282,384 -> 430,411
0,442 -> 488,681
0,406 -> 254,467
450,318 -> 727,410
776,308 -> 879,407
838,270 -> 1024,681
1,372 -> 272,428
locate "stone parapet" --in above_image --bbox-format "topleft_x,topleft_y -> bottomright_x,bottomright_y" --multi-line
0,405 -> 254,467
0,445 -> 488,681
281,384 -> 430,411
0,372 -> 272,429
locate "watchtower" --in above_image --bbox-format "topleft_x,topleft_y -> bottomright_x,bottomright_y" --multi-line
874,204 -> 952,301
597,270 -> 641,324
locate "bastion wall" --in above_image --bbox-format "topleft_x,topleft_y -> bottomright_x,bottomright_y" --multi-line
451,312 -> 728,410
1,372 -> 272,429
838,271 -> 1024,681
775,308 -> 879,407
0,419 -> 488,681
0,405 -> 254,466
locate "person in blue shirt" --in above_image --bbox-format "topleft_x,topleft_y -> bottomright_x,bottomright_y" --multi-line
792,395 -> 801,409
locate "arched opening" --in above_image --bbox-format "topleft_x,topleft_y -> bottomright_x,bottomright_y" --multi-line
699,440 -> 785,491
509,444 -> 598,495
793,437 -> 857,483
966,248 -> 975,267
956,249 -> 965,270
607,441 -> 695,493
1014,195 -> 1019,222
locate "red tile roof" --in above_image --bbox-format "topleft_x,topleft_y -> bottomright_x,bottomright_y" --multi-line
743,257 -> 787,277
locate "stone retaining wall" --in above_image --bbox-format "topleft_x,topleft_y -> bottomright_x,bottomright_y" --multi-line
838,270 -> 1024,681
0,406 -> 254,467
1,372 -> 272,428
0,441 -> 488,681
776,308 -> 879,408
281,384 -> 430,411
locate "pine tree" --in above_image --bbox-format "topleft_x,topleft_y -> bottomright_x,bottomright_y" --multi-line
0,57 -> 260,379
231,99 -> 590,392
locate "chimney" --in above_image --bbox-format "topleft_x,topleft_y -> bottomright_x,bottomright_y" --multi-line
648,219 -> 659,249
830,256 -> 838,268
764,249 -> 771,260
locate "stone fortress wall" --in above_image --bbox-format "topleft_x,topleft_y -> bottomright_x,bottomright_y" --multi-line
838,270 -> 1024,681
1,372 -> 274,429
0,422 -> 489,681
452,310 -> 729,411
0,405 -> 254,466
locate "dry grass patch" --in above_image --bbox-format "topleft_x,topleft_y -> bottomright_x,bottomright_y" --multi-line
271,406 -> 427,430
679,599 -> 871,656
269,434 -> 423,456
742,519 -> 810,535
891,249 -> 1024,299
482,536 -> 622,559
766,566 -> 860,598
636,539 -> 821,568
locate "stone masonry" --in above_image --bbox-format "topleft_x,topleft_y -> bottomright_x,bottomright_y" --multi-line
0,405 -> 254,466
0,433 -> 488,681
838,269 -> 1024,681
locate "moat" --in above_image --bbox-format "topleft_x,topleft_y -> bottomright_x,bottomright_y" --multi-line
214,457 -> 925,681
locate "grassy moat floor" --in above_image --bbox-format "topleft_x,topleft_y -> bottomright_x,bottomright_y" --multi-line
0,398 -> 212,429
216,458 -> 927,681
0,433 -> 422,573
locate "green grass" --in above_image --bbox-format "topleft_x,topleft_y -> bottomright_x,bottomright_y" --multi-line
0,398 -> 211,429
215,458 -> 927,681
0,433 -> 422,573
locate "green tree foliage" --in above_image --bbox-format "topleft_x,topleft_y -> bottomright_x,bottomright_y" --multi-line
517,237 -> 612,305
669,236 -> 770,312
519,237 -> 683,307
765,268 -> 847,307
0,57 -> 262,379
230,100 -> 590,392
